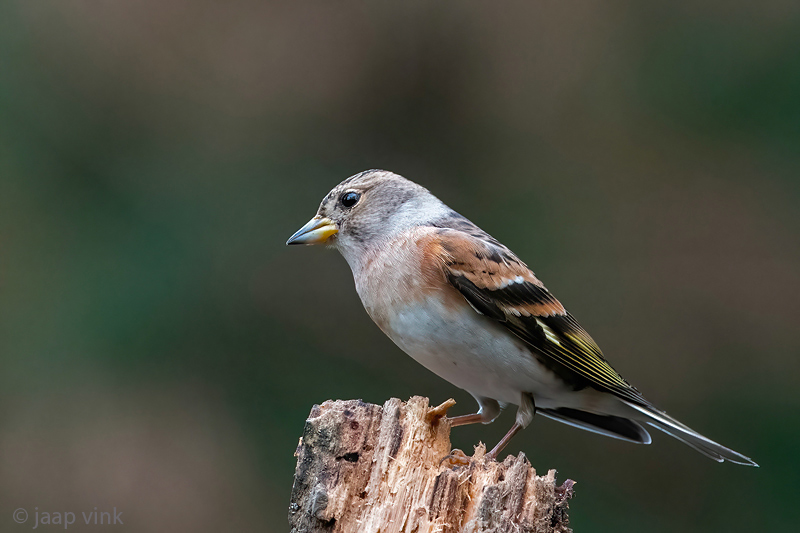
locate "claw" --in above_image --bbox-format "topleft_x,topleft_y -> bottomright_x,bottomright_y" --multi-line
439,448 -> 471,468
426,398 -> 457,424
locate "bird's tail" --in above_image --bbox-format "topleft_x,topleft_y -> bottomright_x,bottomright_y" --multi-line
538,407 -> 652,444
623,400 -> 758,466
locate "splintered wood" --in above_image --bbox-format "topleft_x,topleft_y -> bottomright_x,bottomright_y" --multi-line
289,396 -> 574,533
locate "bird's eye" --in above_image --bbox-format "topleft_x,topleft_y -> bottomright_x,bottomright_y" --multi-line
340,192 -> 361,208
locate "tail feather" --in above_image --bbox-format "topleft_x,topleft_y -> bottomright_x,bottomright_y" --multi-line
623,401 -> 758,467
539,407 -> 652,444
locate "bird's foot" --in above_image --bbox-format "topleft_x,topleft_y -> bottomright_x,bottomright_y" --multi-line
439,448 -> 471,468
426,398 -> 457,424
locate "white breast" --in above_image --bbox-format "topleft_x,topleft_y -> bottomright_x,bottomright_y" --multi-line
347,229 -> 573,409
381,293 -> 571,407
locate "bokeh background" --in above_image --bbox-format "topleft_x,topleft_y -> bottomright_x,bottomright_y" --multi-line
1,1 -> 798,531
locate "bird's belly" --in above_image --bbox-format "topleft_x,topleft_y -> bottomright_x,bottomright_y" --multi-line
379,295 -> 569,406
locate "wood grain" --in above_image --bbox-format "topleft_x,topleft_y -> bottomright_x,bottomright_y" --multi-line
289,396 -> 574,533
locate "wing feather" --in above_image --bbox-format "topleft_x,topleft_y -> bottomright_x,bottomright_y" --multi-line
434,227 -> 648,405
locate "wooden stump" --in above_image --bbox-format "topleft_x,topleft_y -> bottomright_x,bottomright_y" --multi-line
289,396 -> 574,533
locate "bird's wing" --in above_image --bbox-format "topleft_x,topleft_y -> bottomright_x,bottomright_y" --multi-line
431,227 -> 649,405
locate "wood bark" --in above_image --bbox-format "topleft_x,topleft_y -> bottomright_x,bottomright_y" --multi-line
289,396 -> 574,533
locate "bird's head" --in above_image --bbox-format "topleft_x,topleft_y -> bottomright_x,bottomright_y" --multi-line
286,169 -> 450,267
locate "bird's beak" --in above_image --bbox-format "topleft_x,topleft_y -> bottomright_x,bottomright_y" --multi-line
286,216 -> 339,245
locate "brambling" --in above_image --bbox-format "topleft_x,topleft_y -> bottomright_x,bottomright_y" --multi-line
286,170 -> 757,466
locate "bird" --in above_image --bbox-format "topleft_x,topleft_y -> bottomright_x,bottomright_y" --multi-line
286,169 -> 757,466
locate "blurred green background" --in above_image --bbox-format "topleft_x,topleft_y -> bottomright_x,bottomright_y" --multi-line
1,1 -> 798,531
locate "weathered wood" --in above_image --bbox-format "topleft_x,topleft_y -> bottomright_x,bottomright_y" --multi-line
289,396 -> 574,533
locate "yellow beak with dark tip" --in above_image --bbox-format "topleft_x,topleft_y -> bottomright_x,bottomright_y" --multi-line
286,216 -> 339,245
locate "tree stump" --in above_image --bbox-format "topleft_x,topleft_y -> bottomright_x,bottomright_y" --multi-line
289,396 -> 574,533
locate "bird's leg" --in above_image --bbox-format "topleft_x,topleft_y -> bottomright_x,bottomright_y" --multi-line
485,392 -> 535,462
448,413 -> 486,427
447,395 -> 501,427
439,396 -> 502,468
485,422 -> 524,460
